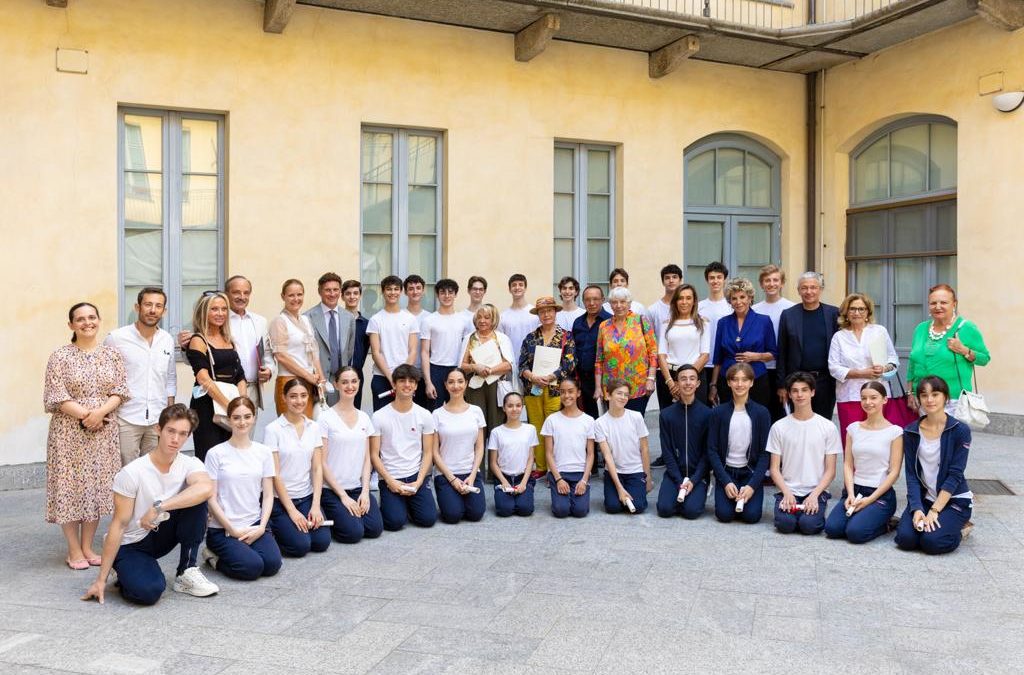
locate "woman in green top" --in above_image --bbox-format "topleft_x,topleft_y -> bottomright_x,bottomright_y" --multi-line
907,284 -> 990,415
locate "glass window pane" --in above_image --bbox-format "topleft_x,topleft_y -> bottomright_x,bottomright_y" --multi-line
554,147 -> 574,194
852,260 -> 886,317
586,240 -> 610,288
553,239 -> 573,284
181,119 -> 218,174
361,183 -> 392,234
587,150 -> 610,194
892,207 -> 927,254
854,136 -> 889,203
407,235 -> 437,283
408,185 -> 437,234
848,212 -> 886,256
893,258 -> 926,304
746,154 -> 771,208
716,148 -> 744,207
180,286 -> 207,334
929,124 -> 957,191
686,150 -> 714,206
361,132 -> 393,182
936,202 -> 956,250
935,255 -> 957,289
123,286 -> 145,326
181,174 -> 218,229
686,220 -> 724,300
361,234 -> 392,286
587,195 -> 610,238
894,304 -> 926,352
890,125 -> 928,197
123,173 -> 163,228
737,222 -> 771,265
123,114 -> 162,172
407,135 -> 437,185
554,194 -> 574,238
124,229 -> 163,286
181,230 -> 218,285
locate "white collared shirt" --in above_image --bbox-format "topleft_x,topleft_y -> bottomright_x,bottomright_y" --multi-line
230,309 -> 271,382
104,324 -> 176,426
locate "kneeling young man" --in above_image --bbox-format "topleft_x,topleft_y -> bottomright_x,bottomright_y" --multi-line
657,365 -> 712,519
83,404 -> 217,605
370,364 -> 439,531
768,372 -> 841,534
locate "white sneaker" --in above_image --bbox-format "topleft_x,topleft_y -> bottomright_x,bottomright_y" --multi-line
173,566 -> 219,597
201,546 -> 219,571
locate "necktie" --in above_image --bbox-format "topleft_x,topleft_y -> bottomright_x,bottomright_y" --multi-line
328,309 -> 340,374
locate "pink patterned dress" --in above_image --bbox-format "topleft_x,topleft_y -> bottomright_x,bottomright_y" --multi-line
43,344 -> 129,523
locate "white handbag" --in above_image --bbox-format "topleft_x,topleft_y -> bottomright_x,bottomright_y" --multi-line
952,324 -> 990,431
198,335 -> 241,430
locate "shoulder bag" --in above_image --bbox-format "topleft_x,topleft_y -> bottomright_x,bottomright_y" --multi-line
952,322 -> 990,430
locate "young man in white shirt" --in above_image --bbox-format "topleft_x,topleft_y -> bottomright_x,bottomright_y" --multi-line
421,278 -> 472,409
82,404 -> 218,605
698,261 -> 731,405
498,273 -> 539,391
369,364 -> 438,531
647,264 -> 683,416
768,371 -> 841,535
105,287 -> 177,466
367,276 -> 419,412
555,276 -> 585,332
462,275 -> 488,322
751,264 -> 796,422
305,272 -> 355,407
404,274 -> 433,409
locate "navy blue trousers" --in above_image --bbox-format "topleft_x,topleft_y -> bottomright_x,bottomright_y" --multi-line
894,497 -> 972,555
434,472 -> 486,524
371,375 -> 392,412
269,494 -> 332,557
379,474 -> 438,531
603,471 -> 649,514
774,491 -> 832,535
429,364 -> 458,409
206,522 -> 282,581
824,484 -> 897,544
112,502 -> 207,605
656,477 -> 709,519
492,474 -> 536,517
321,487 -> 384,543
550,471 -> 590,518
714,466 -> 764,523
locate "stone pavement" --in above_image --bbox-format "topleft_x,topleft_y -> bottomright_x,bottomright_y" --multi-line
1,426 -> 1023,675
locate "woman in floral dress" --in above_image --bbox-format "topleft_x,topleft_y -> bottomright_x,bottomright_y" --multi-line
44,302 -> 129,570
594,287 -> 658,414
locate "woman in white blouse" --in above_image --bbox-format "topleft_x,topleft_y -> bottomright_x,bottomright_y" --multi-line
827,293 -> 899,444
459,304 -> 516,434
432,368 -> 487,524
319,367 -> 383,543
270,279 -> 325,416
264,379 -> 330,557
657,284 -> 710,403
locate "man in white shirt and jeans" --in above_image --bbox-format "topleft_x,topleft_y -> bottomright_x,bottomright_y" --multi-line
367,275 -> 419,411
698,262 -> 732,406
105,287 -> 177,466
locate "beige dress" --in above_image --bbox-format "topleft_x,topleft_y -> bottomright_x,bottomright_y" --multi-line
43,344 -> 129,524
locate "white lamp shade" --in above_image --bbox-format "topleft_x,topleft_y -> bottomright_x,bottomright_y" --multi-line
992,91 -> 1024,113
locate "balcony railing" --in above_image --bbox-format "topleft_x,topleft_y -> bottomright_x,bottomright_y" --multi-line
587,0 -> 903,29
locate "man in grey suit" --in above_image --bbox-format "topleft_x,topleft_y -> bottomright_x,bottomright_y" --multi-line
305,272 -> 355,406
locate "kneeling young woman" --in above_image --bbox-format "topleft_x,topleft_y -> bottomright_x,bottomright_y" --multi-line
595,379 -> 653,514
541,379 -> 595,518
432,368 -> 488,524
488,392 -> 538,517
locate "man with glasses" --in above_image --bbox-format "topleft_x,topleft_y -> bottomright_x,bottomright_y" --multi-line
777,272 -> 840,420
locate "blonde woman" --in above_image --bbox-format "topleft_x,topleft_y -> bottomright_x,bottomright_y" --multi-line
270,279 -> 325,416
459,304 -> 515,433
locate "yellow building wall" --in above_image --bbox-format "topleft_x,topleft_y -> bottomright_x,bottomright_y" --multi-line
819,17 -> 1024,416
1,0 -> 810,466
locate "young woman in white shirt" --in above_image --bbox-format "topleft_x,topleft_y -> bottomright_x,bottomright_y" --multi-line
269,279 -> 325,416
431,368 -> 488,524
658,284 -> 710,404
488,391 -> 538,517
203,397 -> 282,580
824,381 -> 903,544
596,379 -> 654,514
541,379 -> 595,518
319,366 -> 384,543
264,379 -> 330,557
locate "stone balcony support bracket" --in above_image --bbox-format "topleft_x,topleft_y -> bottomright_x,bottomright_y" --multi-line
649,35 -> 701,79
514,14 -> 561,62
970,0 -> 1024,31
264,0 -> 298,34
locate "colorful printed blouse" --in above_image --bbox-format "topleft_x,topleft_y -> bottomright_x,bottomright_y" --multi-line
518,325 -> 577,397
595,314 -> 658,399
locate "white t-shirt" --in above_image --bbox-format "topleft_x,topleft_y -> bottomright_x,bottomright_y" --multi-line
498,306 -> 539,360
726,409 -> 752,468
918,435 -> 942,502
603,300 -> 646,316
487,423 -> 539,476
408,309 -> 429,367
646,299 -> 672,342
594,410 -> 649,474
433,405 -> 486,475
752,298 -> 796,370
371,404 -> 436,479
112,453 -> 207,545
556,306 -> 585,333
658,320 -> 711,366
540,411 -> 595,474
263,415 -> 320,498
697,298 -> 732,366
767,415 -> 842,496
319,408 -> 374,491
421,312 -> 472,367
366,309 -> 418,376
848,422 -> 901,488
205,441 -> 276,531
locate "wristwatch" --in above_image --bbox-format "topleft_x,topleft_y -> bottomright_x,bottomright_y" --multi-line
152,500 -> 164,517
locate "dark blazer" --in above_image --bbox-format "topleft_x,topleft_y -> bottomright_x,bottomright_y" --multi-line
706,400 -> 772,490
776,303 -> 840,380
659,399 -> 712,486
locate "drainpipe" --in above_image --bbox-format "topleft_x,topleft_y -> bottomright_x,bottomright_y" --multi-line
806,70 -> 818,272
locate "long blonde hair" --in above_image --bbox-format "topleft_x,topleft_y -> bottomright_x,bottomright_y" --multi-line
191,291 -> 234,344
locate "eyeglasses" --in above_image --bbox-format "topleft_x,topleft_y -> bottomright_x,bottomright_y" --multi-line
847,307 -> 868,313
201,290 -> 223,298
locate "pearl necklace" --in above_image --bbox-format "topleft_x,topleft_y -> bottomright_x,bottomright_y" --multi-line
928,315 -> 956,341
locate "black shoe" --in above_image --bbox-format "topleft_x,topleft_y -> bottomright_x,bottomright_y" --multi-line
651,457 -> 666,468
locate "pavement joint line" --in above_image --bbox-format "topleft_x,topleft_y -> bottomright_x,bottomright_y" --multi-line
0,631 -> 44,654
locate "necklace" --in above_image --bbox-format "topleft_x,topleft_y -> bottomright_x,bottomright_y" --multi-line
928,315 -> 956,341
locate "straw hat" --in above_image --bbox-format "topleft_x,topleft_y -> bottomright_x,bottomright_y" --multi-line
530,296 -> 561,314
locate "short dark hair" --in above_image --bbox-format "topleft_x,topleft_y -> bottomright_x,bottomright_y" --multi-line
380,275 -> 403,291
224,275 -> 251,292
467,275 -> 488,291
785,371 -> 817,392
557,276 -> 580,293
508,273 -> 527,288
318,272 -> 343,289
68,302 -> 100,343
861,381 -> 888,398
404,274 -> 426,290
917,375 -> 951,402
502,391 -> 524,406
605,377 -> 632,397
609,268 -> 629,284
660,264 -> 683,281
392,364 -> 422,383
582,284 -> 605,298
136,287 -> 167,305
675,364 -> 699,379
435,278 -> 459,295
282,378 -> 311,396
704,261 -> 729,280
342,279 -> 362,293
726,363 -> 755,381
157,403 -> 198,431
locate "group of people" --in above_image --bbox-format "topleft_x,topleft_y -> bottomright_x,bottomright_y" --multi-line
44,262 -> 990,606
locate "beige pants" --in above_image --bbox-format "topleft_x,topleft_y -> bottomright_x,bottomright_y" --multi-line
117,417 -> 159,466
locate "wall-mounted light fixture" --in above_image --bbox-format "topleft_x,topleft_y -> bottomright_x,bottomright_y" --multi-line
992,91 -> 1024,113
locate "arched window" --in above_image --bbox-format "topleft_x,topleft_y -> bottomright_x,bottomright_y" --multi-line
847,117 -> 956,353
683,134 -> 781,300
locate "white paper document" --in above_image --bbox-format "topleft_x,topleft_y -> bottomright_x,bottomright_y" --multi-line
531,345 -> 562,379
867,333 -> 888,367
469,339 -> 502,388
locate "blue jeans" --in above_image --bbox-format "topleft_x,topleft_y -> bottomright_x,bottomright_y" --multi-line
603,471 -> 649,514
550,471 -> 590,518
205,522 -> 282,581
429,364 -> 458,410
895,497 -> 972,555
492,474 -> 536,517
434,472 -> 486,524
378,474 -> 438,531
112,502 -> 207,605
269,494 -> 332,557
824,484 -> 897,544
321,487 -> 383,543
657,477 -> 708,519
714,466 -> 764,523
774,491 -> 832,535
